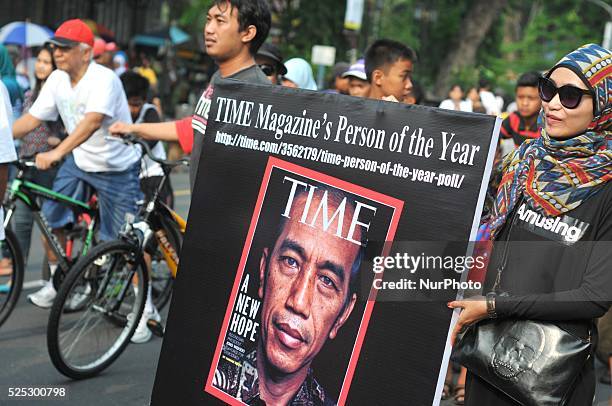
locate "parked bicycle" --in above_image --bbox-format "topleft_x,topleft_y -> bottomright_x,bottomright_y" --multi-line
0,158 -> 99,327
47,134 -> 187,379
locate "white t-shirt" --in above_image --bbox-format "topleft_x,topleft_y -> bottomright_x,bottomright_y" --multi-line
0,82 -> 18,240
438,99 -> 473,112
479,90 -> 501,115
29,62 -> 139,172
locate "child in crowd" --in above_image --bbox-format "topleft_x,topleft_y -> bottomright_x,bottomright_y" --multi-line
365,39 -> 416,102
439,84 -> 472,111
119,71 -> 173,208
500,71 -> 543,148
342,59 -> 370,98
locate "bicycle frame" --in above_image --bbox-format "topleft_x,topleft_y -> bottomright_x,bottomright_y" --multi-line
150,200 -> 183,278
3,173 -> 99,273
115,134 -> 187,280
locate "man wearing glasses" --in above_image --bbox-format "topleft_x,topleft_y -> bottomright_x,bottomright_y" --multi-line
12,19 -> 141,308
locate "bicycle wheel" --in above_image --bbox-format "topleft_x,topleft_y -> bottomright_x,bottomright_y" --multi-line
0,229 -> 25,328
47,240 -> 147,379
150,216 -> 182,310
52,214 -> 99,291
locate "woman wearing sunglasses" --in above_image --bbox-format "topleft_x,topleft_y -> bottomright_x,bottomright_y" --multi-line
449,43 -> 611,405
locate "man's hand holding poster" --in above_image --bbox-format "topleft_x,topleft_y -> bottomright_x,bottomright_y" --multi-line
152,80 -> 501,405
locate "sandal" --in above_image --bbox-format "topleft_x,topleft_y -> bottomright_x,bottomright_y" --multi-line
453,384 -> 465,405
442,381 -> 453,400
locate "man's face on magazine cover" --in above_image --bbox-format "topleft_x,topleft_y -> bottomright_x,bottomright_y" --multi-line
258,192 -> 359,376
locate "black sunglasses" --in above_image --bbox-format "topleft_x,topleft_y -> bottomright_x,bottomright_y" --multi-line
50,43 -> 77,52
258,64 -> 276,76
538,76 -> 592,109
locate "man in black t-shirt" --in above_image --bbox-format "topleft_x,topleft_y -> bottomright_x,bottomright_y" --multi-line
110,0 -> 272,190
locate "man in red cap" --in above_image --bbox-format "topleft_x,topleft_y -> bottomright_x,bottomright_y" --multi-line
12,18 -> 141,308
93,37 -> 114,69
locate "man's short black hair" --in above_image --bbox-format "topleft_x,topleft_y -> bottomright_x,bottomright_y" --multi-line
364,39 -> 416,82
213,0 -> 271,55
120,71 -> 149,99
516,71 -> 542,89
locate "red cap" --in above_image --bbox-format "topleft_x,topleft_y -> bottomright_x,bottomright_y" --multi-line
49,19 -> 94,48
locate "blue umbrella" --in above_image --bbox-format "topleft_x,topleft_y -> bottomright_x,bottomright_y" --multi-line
132,26 -> 190,48
0,21 -> 53,47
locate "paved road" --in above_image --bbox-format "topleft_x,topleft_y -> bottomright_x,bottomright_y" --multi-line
1,169 -> 610,405
0,170 -> 190,406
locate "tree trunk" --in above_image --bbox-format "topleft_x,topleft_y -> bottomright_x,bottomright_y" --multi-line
433,0 -> 508,97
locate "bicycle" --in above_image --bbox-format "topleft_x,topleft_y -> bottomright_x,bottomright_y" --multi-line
47,134 -> 187,379
0,158 -> 99,327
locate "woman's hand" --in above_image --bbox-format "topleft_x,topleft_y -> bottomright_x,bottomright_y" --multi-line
447,297 -> 489,346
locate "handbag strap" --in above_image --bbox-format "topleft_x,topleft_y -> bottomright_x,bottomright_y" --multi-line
490,195 -> 595,346
492,195 -> 525,293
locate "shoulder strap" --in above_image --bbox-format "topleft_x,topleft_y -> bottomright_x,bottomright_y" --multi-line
492,194 -> 525,292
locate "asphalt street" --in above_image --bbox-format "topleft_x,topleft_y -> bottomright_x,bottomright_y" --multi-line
0,170 -> 190,406
0,169 -> 610,405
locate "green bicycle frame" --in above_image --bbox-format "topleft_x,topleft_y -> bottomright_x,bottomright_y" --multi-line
4,176 -> 98,273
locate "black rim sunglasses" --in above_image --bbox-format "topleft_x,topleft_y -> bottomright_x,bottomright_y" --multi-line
258,64 -> 276,76
538,76 -> 592,109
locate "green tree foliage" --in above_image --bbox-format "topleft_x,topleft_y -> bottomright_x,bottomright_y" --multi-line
273,0 -> 349,61
492,0 -> 606,89
180,0 -> 349,62
179,0 -> 608,99
180,0 -> 213,33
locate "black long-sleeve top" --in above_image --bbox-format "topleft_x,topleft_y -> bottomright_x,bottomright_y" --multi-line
485,182 -> 612,324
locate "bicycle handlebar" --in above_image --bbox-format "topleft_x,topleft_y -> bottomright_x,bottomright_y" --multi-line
14,155 -> 59,170
107,134 -> 189,169
20,160 -> 37,168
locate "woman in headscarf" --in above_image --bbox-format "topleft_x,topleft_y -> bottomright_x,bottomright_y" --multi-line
0,44 -> 23,119
113,51 -> 128,76
449,43 -> 611,405
0,44 -> 64,276
281,58 -> 317,91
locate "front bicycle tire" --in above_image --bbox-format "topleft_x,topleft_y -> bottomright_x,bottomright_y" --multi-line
0,229 -> 25,328
47,240 -> 147,379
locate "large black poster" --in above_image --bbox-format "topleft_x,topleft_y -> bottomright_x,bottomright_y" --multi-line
151,80 -> 500,405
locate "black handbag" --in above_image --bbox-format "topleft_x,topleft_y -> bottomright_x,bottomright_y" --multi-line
451,198 -> 592,406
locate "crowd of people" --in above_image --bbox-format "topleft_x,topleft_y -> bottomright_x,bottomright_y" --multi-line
0,0 -> 610,404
